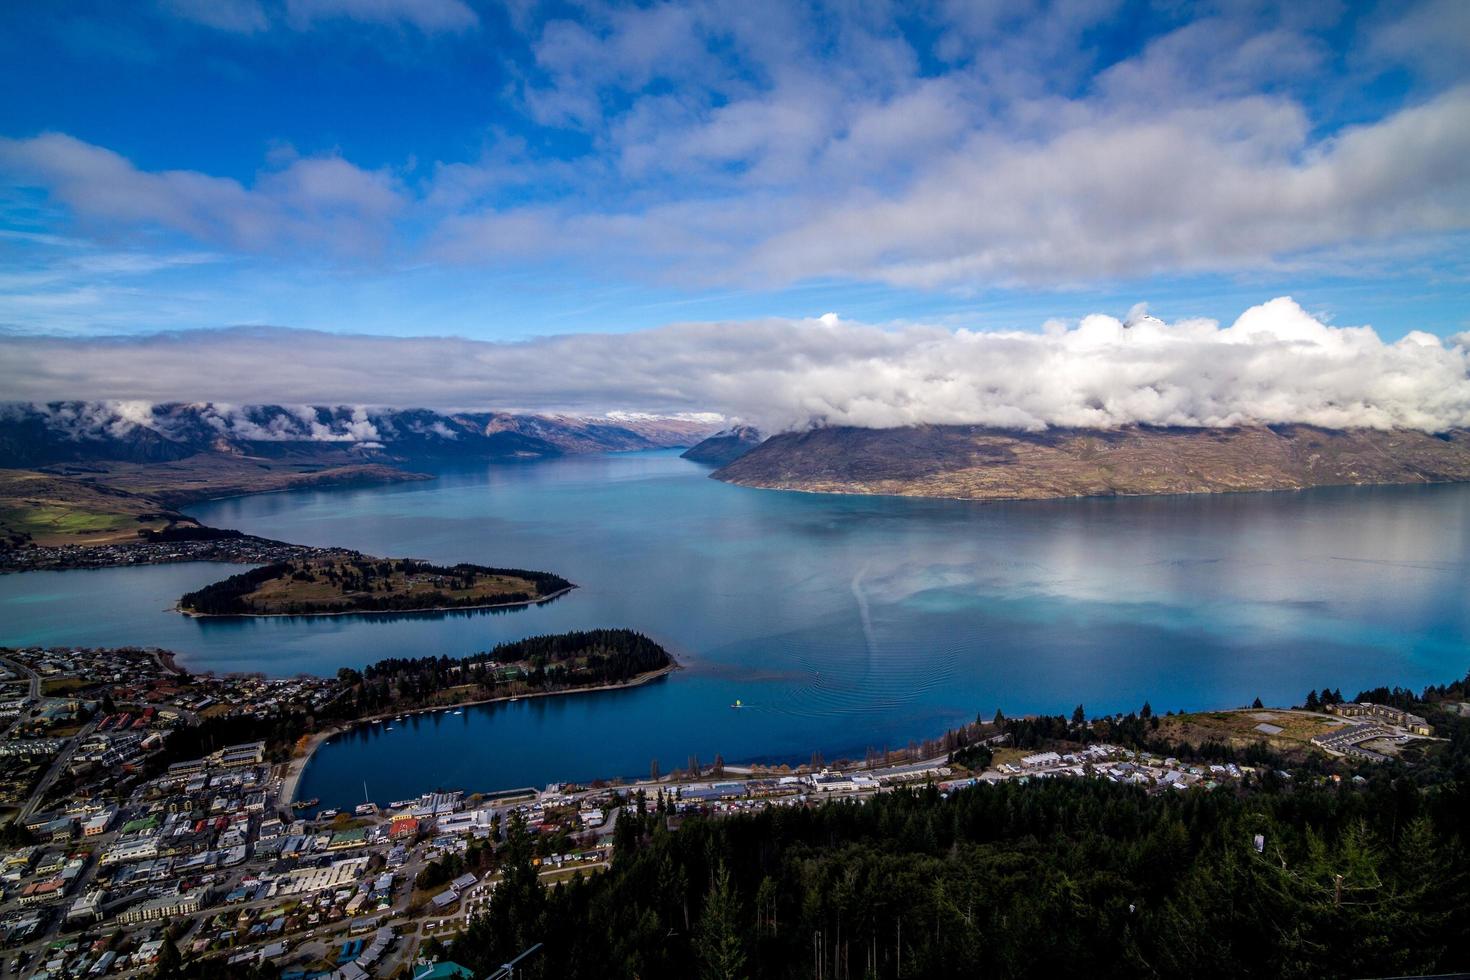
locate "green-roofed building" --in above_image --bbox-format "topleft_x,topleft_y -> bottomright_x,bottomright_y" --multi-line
412,963 -> 474,980
120,815 -> 159,835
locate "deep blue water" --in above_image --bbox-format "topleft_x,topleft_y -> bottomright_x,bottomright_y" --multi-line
2,450 -> 1467,810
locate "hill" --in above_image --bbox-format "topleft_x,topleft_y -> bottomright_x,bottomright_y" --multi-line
712,424 -> 1470,500
177,557 -> 572,617
0,469 -> 189,548
680,425 -> 764,465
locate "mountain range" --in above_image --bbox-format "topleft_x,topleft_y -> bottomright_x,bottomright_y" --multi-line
0,403 -> 719,548
0,402 -> 720,469
712,424 -> 1470,500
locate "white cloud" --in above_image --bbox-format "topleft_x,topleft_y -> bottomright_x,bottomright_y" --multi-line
0,134 -> 404,255
0,298 -> 1466,433
11,1 -> 1470,294
704,86 -> 1470,288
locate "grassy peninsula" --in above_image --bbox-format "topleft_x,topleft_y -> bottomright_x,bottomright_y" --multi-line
178,557 -> 573,617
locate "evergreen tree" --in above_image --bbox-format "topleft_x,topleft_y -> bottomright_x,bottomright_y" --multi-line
696,864 -> 747,980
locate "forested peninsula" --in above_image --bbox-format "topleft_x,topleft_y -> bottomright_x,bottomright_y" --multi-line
152,630 -> 675,774
177,557 -> 572,617
337,629 -> 675,715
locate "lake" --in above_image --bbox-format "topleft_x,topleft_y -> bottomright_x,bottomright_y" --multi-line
2,450 -> 1466,810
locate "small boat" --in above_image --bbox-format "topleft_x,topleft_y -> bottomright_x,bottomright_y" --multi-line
452,709 -> 463,715
731,699 -> 744,709
385,726 -> 395,732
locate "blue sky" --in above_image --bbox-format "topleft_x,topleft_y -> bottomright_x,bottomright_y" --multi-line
0,0 -> 1467,350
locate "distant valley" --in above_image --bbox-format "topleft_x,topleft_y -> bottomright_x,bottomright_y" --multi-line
0,402 -> 718,549
713,424 -> 1470,500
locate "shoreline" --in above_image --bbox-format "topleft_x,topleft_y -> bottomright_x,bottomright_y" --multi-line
175,585 -> 576,620
280,660 -> 679,806
151,649 -> 183,676
714,474 -> 1470,504
170,468 -> 434,508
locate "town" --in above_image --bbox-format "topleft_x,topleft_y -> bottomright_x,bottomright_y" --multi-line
0,535 -> 355,576
0,646 -> 1445,979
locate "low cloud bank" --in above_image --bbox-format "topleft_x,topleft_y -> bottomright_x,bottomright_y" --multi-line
1,297 -> 1466,433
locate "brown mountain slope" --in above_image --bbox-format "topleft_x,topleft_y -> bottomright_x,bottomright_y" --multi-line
680,426 -> 764,465
711,425 -> 1470,500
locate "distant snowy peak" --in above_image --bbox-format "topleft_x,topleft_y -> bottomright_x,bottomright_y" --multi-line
0,402 -> 721,469
680,425 -> 764,465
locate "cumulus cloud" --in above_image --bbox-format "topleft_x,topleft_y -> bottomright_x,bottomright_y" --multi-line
10,1 -> 1470,293
423,1 -> 1470,287
0,298 -> 1466,433
0,134 -> 404,256
743,87 -> 1470,287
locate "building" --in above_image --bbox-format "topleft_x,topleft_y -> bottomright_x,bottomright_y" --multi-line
215,741 -> 267,767
82,808 -> 117,837
1311,724 -> 1392,761
100,838 -> 159,866
66,890 -> 106,924
117,890 -> 204,925
1327,702 -> 1432,736
413,964 -> 474,980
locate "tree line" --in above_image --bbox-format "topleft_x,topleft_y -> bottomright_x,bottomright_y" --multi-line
336,629 -> 672,716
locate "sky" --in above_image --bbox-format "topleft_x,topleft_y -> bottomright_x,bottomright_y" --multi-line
0,0 -> 1468,425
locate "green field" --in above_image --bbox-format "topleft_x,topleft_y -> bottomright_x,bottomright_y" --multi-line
0,470 -> 177,547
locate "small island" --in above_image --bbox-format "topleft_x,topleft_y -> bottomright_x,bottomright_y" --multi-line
177,556 -> 573,617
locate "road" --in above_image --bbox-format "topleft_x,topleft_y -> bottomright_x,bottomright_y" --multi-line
17,717 -> 98,825
0,657 -> 40,739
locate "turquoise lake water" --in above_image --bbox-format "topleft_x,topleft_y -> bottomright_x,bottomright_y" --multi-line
1,450 -> 1466,810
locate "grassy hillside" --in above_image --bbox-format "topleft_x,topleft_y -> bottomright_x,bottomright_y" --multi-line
0,469 -> 185,547
178,557 -> 572,616
714,424 -> 1470,500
